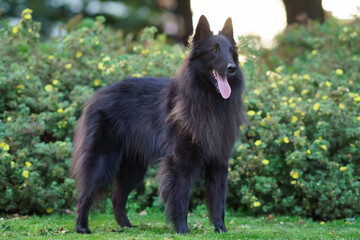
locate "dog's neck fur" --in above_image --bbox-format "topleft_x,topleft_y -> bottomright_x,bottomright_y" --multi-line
166,58 -> 244,160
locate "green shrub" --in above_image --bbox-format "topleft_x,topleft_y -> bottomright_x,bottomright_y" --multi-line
0,10 -> 359,220
228,18 -> 360,220
0,10 -> 183,215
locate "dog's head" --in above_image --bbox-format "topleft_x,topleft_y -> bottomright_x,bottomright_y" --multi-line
189,15 -> 240,99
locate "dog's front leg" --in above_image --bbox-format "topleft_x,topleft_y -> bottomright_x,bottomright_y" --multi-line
205,161 -> 228,233
158,154 -> 197,234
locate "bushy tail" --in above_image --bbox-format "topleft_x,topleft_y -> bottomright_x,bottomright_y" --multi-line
70,112 -> 90,193
70,95 -> 122,196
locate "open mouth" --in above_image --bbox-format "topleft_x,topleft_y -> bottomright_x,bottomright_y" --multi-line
210,68 -> 231,99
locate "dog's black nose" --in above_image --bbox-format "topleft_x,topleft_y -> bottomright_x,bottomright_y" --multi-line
227,64 -> 237,75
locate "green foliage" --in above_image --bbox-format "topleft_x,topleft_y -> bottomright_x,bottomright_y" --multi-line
0,11 -> 183,215
0,11 -> 359,221
229,18 -> 360,220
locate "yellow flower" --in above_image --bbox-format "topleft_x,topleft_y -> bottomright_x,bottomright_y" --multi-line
46,208 -> 53,213
28,28 -> 32,33
16,84 -> 25,89
247,110 -> 255,116
65,63 -> 72,69
262,159 -> 269,165
102,56 -> 111,62
21,8 -> 33,16
52,79 -> 59,85
260,120 -> 265,127
48,55 -> 55,60
288,86 -> 295,91
7,117 -> 12,122
255,140 -> 262,146
141,49 -> 150,55
25,161 -> 32,167
354,96 -> 360,102
283,137 -> 290,144
95,40 -> 100,45
98,62 -> 106,70
44,84 -> 53,92
22,170 -> 29,178
26,75 -> 30,80
339,103 -> 345,109
301,89 -> 308,95
294,130 -> 300,137
291,180 -> 296,185
11,161 -> 15,168
253,89 -> 261,95
322,95 -> 328,100
357,116 -> 360,122
291,74 -> 298,79
303,74 -> 310,80
290,171 -> 299,179
313,103 -> 320,111
320,221 -> 325,225
145,181 -> 151,187
57,108 -> 63,114
23,13 -> 32,20
336,69 -> 344,75
307,149 -> 311,155
94,79 -> 101,86
76,51 -> 83,58
79,38 -> 84,43
12,27 -> 19,34
339,166 -> 347,171
253,201 -> 261,207
325,81 -> 331,87
311,50 -> 317,55
291,116 -> 298,123
0,142 -> 10,151
321,145 -> 327,150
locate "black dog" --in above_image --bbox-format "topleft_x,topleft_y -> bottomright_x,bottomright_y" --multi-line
71,15 -> 245,234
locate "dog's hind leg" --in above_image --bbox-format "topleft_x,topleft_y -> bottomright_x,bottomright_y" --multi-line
76,190 -> 97,234
75,152 -> 121,234
112,160 -> 148,227
205,161 -> 228,233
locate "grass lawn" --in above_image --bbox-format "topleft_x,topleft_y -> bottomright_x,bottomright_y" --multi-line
1,208 -> 359,239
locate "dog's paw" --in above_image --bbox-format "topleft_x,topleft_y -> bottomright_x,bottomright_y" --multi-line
175,225 -> 189,234
214,225 -> 227,233
76,226 -> 91,234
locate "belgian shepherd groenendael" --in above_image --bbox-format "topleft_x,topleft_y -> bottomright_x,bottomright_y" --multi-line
71,15 -> 245,234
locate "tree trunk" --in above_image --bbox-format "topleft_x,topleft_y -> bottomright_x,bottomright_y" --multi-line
283,0 -> 325,25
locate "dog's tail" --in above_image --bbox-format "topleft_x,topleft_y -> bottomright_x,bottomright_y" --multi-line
70,94 -> 121,196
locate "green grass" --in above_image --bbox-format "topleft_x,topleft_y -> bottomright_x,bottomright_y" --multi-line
1,208 -> 359,239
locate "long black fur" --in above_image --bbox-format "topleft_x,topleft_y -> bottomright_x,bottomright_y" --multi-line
71,15 -> 245,234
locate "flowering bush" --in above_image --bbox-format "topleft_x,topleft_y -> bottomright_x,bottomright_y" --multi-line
0,10 -> 359,220
0,10 -> 183,214
228,18 -> 360,220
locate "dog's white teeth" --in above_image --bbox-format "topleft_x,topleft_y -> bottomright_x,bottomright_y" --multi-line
212,69 -> 216,78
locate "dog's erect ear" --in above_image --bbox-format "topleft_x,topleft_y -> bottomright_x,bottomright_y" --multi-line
220,17 -> 234,42
193,15 -> 212,41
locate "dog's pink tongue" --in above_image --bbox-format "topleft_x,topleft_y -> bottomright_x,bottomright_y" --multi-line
216,72 -> 231,99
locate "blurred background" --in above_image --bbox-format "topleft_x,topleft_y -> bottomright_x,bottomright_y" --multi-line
0,0 -> 359,47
